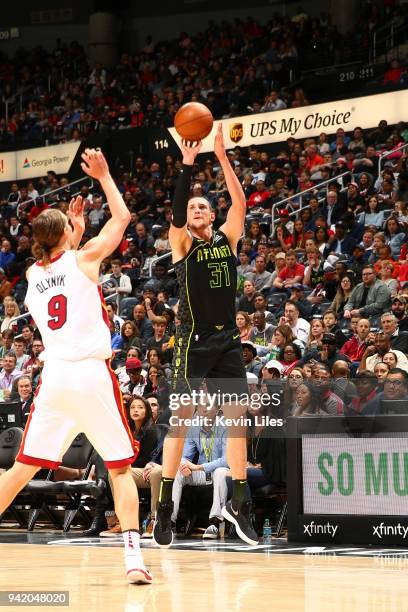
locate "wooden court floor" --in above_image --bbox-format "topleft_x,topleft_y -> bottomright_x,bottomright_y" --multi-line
1,543 -> 408,612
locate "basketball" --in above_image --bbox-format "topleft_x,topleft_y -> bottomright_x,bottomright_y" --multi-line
174,102 -> 214,142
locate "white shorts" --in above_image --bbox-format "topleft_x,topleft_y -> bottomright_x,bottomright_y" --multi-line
16,358 -> 138,470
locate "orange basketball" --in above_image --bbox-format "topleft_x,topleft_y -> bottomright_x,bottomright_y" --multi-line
174,102 -> 214,142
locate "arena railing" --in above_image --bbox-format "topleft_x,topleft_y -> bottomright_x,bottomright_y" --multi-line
148,252 -> 172,277
269,171 -> 352,234
377,142 -> 408,178
370,21 -> 408,63
16,176 -> 94,217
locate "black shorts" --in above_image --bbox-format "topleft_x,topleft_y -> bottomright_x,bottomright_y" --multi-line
171,325 -> 247,396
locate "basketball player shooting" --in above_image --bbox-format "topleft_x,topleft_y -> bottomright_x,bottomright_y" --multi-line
0,149 -> 152,585
153,124 -> 259,547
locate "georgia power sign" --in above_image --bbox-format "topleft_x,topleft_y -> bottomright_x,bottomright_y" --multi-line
168,90 -> 408,153
302,435 -> 408,515
16,142 -> 80,180
0,142 -> 80,182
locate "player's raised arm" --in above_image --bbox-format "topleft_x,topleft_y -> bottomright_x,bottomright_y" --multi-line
67,195 -> 85,250
215,123 -> 246,252
169,140 -> 202,260
77,148 -> 130,263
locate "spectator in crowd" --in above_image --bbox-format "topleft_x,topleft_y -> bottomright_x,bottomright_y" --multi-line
106,302 -> 125,333
23,339 -> 44,382
247,255 -> 272,290
340,318 -> 371,362
278,300 -> 310,346
311,363 -> 344,414
0,240 -> 16,270
248,312 -> 275,350
121,357 -> 146,400
171,404 -> 228,540
15,375 -> 34,425
344,265 -> 392,318
0,353 -> 22,396
102,396 -> 160,536
132,304 -> 153,343
12,337 -> 30,371
380,312 -> 408,353
278,342 -> 302,375
347,371 -> 378,414
391,295 -> 408,332
120,320 -> 143,353
251,293 -> 274,324
102,259 -> 132,306
324,222 -> 357,258
363,369 -> 408,415
373,361 -> 390,390
0,269 -> 11,301
236,311 -> 253,341
272,250 -> 305,292
322,309 -> 347,348
293,381 -> 327,416
242,341 -> 262,378
238,279 -> 257,314
330,274 -> 355,316
145,317 -> 170,354
359,331 -> 408,373
1,300 -> 20,333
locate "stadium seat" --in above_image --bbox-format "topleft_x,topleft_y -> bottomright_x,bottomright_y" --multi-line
20,433 -> 94,532
119,297 -> 139,319
0,428 -> 26,528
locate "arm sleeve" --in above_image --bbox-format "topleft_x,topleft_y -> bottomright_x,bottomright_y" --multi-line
172,164 -> 193,228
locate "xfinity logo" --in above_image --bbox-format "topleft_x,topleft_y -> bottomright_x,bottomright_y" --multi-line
373,522 -> 408,539
303,521 -> 338,538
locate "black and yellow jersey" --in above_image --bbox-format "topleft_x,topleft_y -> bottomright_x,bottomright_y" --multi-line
175,230 -> 237,329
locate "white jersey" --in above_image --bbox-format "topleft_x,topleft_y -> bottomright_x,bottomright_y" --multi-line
25,250 -> 112,362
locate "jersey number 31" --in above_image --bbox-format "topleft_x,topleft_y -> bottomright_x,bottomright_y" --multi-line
47,294 -> 67,330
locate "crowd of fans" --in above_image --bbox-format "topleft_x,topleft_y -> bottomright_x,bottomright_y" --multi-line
1,2 -> 407,148
1,96 -> 408,533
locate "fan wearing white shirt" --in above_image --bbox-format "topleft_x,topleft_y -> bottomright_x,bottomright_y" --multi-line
278,300 -> 310,347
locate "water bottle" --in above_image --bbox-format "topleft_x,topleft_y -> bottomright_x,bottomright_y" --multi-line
263,518 -> 272,544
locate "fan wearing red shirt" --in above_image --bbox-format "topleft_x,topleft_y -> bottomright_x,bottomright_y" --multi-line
305,144 -> 324,173
340,318 -> 371,362
247,180 -> 270,208
273,250 -> 305,290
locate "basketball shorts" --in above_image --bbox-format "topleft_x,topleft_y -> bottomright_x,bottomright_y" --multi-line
171,325 -> 248,397
16,358 -> 138,470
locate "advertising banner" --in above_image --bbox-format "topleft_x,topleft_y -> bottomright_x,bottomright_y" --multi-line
302,434 -> 408,516
168,90 -> 408,153
16,142 -> 81,180
0,152 -> 17,182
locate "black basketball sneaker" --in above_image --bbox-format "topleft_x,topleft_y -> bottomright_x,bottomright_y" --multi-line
222,500 -> 259,546
153,501 -> 174,548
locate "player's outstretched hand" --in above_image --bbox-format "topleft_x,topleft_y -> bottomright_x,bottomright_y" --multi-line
67,195 -> 85,231
180,139 -> 202,165
214,122 -> 227,161
81,148 -> 110,181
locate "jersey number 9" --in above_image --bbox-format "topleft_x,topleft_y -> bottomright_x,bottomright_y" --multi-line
47,294 -> 68,330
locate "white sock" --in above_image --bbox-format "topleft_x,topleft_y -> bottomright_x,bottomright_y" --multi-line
123,530 -> 145,570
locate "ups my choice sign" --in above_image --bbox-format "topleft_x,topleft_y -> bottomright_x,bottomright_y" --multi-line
168,90 -> 408,153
